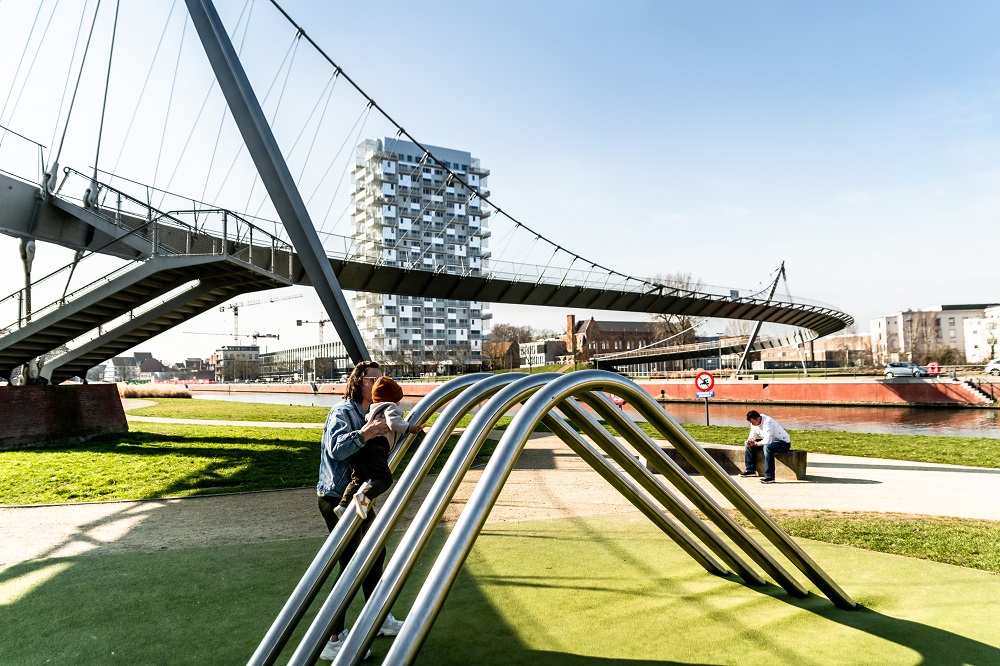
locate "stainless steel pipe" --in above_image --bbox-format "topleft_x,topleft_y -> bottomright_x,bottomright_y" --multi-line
246,374 -> 486,666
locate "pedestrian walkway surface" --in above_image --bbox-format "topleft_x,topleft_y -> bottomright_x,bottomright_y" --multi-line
2,429 -> 997,566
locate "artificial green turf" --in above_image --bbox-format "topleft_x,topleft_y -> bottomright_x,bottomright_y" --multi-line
2,514 -> 1000,665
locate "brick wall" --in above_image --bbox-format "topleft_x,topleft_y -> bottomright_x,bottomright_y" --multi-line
0,384 -> 127,450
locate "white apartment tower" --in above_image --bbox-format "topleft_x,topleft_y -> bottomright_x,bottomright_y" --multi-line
350,138 -> 492,373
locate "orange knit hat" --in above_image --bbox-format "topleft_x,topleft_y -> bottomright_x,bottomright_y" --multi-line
371,376 -> 403,404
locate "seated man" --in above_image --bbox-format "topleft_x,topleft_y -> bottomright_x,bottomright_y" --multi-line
739,409 -> 791,484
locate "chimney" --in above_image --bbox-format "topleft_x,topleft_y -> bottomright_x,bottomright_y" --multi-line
566,315 -> 576,352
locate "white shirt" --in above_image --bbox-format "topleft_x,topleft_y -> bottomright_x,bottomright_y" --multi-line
748,414 -> 790,446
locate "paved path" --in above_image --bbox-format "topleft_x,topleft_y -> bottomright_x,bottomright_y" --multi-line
3,415 -> 998,565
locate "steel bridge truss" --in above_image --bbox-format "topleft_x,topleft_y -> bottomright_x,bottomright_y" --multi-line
250,371 -> 854,666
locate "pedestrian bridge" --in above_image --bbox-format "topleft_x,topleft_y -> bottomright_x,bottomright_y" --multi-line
0,166 -> 851,383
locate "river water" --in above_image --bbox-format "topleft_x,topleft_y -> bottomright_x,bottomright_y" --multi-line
192,392 -> 1000,439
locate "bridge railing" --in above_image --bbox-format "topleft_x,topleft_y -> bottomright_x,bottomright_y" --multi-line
0,124 -> 45,186
56,169 -> 295,282
0,242 -> 144,333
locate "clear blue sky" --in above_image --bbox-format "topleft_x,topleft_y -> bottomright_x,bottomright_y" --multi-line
2,0 -> 999,363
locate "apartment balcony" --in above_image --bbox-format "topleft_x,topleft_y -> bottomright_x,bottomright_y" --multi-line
469,165 -> 490,176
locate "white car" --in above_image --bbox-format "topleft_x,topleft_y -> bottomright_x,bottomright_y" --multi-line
884,361 -> 929,378
986,360 -> 1000,376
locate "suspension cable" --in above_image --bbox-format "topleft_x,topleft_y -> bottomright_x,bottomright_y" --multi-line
265,0 -> 665,293
51,0 -> 102,173
317,103 -> 373,234
0,0 -> 48,131
48,0 -> 91,161
208,31 -> 298,205
200,0 -> 255,203
108,0 -> 178,185
92,0 -> 120,183
151,12 -> 188,189
241,30 -> 302,220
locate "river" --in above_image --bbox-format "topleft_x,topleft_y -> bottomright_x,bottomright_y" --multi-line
192,392 -> 1000,439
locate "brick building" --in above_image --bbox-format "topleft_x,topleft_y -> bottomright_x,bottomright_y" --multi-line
563,315 -> 657,363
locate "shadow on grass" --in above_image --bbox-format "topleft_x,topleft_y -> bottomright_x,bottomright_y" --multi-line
767,590 -> 1000,665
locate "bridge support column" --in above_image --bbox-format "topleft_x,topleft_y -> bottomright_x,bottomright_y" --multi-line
183,0 -> 369,363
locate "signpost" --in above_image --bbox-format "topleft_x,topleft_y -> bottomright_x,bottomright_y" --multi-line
694,372 -> 715,426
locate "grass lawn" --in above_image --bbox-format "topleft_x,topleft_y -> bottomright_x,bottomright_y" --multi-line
637,422 -> 1000,469
125,398 -> 331,423
0,422 -> 499,505
2,514 -> 999,665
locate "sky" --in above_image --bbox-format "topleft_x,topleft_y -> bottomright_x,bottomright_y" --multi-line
2,0 -> 999,364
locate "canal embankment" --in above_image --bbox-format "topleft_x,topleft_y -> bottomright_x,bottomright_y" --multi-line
188,376 -> 999,407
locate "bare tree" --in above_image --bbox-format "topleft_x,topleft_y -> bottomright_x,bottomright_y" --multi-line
491,323 -> 535,345
647,272 -> 702,345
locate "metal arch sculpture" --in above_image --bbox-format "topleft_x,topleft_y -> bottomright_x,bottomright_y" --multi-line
253,372 -> 854,666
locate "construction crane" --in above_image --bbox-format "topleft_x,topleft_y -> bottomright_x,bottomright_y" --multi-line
297,317 -> 332,344
220,293 -> 302,343
185,331 -> 280,345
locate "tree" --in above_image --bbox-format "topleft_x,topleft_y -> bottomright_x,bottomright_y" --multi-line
647,272 -> 702,345
490,323 -> 535,345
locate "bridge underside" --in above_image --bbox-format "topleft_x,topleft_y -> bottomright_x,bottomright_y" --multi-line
0,172 -> 853,380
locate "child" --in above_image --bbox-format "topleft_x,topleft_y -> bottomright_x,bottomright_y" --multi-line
336,376 -> 422,518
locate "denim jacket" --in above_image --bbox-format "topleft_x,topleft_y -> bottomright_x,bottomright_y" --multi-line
317,399 -> 368,498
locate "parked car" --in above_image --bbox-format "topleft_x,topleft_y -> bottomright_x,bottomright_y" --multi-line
986,360 -> 1000,376
884,361 -> 929,378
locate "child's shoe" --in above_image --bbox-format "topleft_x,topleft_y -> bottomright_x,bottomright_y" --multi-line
354,491 -> 372,519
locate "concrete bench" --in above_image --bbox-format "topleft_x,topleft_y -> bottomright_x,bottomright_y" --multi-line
645,444 -> 807,481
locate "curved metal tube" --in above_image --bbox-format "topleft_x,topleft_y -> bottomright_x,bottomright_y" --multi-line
332,373 -> 554,665
383,370 -> 855,664
553,396 -> 763,585
575,392 -> 803,592
246,373 -> 487,666
538,410 -> 727,575
285,373 -> 519,666
574,371 -> 855,609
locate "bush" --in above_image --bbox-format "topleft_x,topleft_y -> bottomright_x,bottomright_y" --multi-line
117,383 -> 192,399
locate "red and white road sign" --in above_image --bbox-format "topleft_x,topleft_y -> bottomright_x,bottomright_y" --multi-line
694,371 -> 715,392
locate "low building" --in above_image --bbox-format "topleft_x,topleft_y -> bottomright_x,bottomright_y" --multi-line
259,342 -> 351,383
214,345 -> 261,383
757,333 -> 872,369
964,306 -> 1000,363
871,304 -> 998,365
520,338 -> 567,368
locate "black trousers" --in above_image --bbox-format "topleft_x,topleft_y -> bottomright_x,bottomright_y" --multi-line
317,494 -> 388,637
340,435 -> 393,507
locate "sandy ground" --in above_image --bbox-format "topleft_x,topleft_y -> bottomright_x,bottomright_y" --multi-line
2,401 -> 998,565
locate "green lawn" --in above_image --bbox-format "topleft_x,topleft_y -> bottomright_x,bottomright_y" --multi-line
0,422 -> 500,505
641,422 -> 1000,469
126,398 -> 331,423
2,515 -> 1000,665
